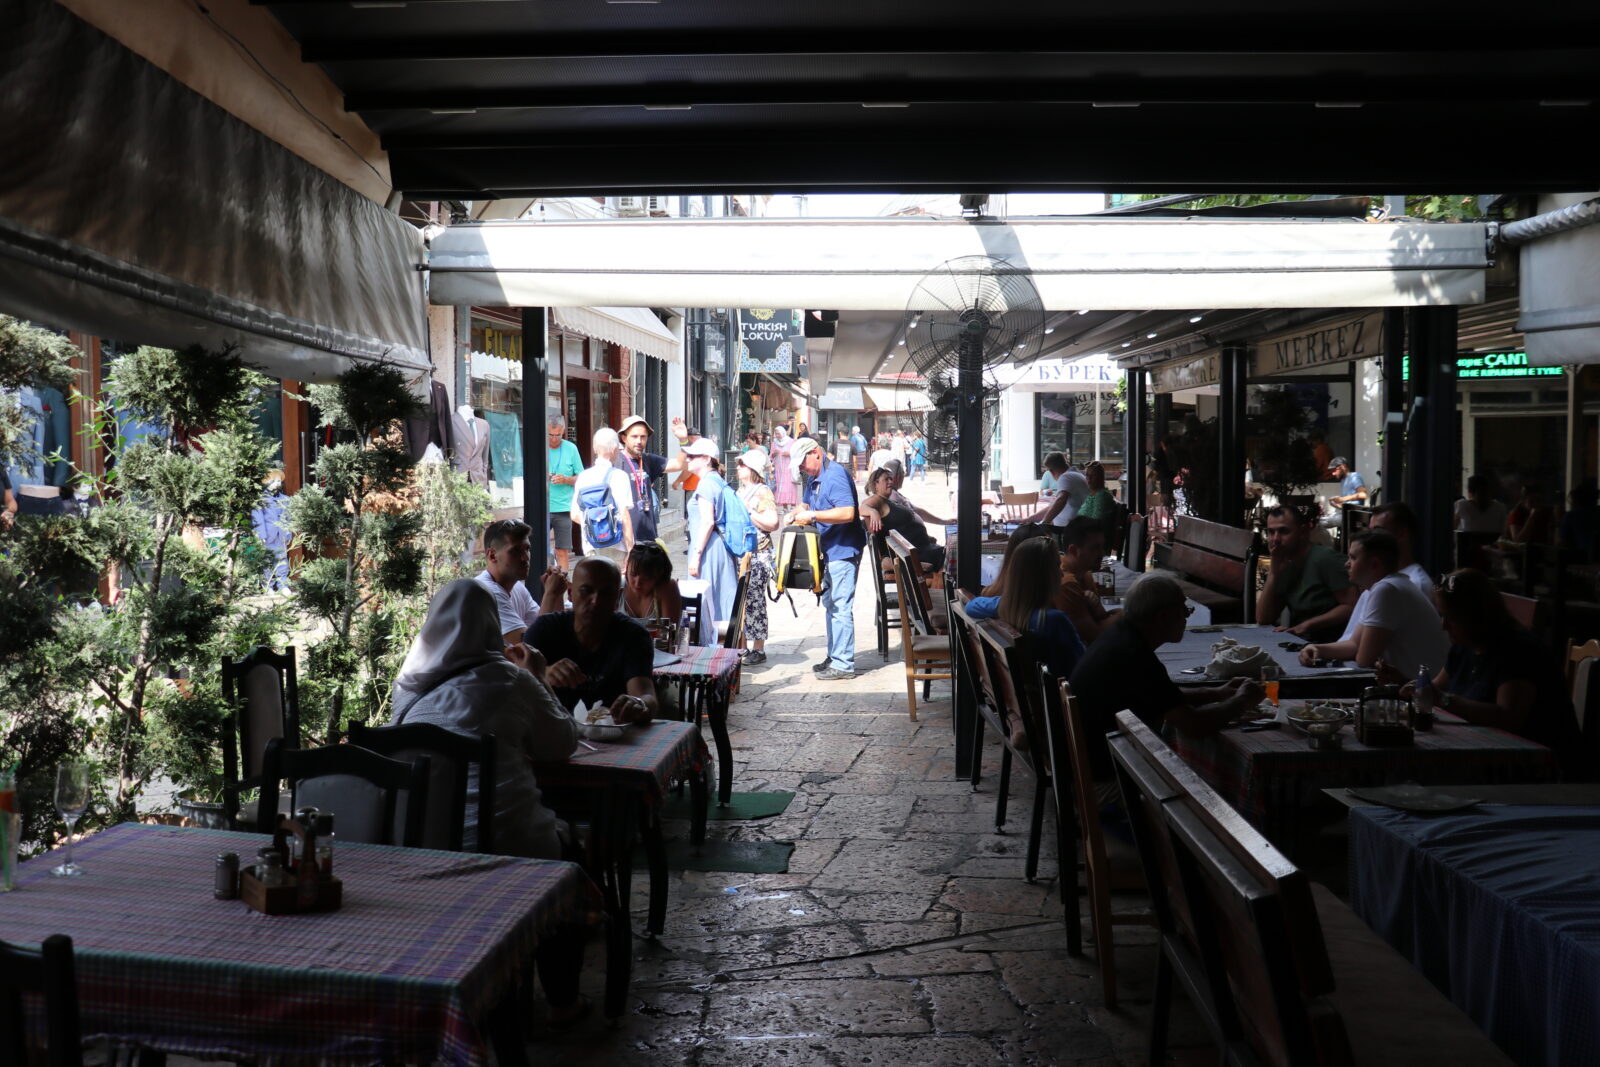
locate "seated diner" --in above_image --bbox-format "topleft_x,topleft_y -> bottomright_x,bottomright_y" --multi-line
1256,503 -> 1356,642
862,465 -> 946,574
621,541 -> 684,629
528,556 -> 658,724
1055,515 -> 1117,644
1297,529 -> 1447,679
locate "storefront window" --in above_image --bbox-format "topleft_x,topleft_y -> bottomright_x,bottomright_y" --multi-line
1036,392 -> 1124,471
468,316 -> 525,506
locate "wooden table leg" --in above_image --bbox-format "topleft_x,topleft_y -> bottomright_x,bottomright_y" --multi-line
690,761 -> 709,848
485,988 -> 531,1067
640,804 -> 668,937
706,684 -> 734,807
586,787 -> 632,1019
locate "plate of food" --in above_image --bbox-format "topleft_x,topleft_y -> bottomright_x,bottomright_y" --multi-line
574,701 -> 626,741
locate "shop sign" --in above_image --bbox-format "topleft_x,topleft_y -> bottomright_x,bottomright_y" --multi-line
1252,311 -> 1383,376
1015,355 -> 1119,387
1456,351 -> 1561,380
1150,351 -> 1221,394
702,322 -> 727,373
737,308 -> 797,373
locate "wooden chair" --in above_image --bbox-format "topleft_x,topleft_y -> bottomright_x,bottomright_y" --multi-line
866,534 -> 901,658
949,603 -> 1001,790
1000,491 -> 1040,521
260,738 -> 431,847
885,531 -> 948,635
220,646 -> 301,831
1040,677 -> 1155,1006
1568,639 -> 1600,737
680,590 -> 703,645
1,934 -> 82,1067
1149,516 -> 1259,624
345,722 -> 497,853
890,552 -> 951,720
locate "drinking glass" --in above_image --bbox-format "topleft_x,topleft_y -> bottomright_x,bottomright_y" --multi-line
52,762 -> 92,877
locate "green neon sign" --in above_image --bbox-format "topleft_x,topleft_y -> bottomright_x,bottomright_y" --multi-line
1400,351 -> 1562,380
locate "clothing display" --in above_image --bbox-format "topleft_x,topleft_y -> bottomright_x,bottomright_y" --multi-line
481,411 -> 523,489
451,409 -> 491,488
402,380 -> 453,462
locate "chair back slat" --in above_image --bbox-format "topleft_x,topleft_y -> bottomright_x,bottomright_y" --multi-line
951,605 -> 999,715
0,935 -> 83,1067
886,530 -> 937,633
241,665 -> 286,779
974,619 -> 1044,775
220,647 -> 300,831
346,722 -> 497,853
260,739 -> 431,847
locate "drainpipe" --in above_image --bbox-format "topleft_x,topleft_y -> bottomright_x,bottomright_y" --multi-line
1496,196 -> 1600,245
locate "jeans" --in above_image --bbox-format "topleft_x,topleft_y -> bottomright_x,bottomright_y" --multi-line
823,555 -> 861,671
910,461 -> 927,482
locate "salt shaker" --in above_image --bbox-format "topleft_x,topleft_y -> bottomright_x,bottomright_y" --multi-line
214,852 -> 239,900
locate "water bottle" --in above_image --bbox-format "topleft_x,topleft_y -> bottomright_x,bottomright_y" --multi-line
1414,665 -> 1435,729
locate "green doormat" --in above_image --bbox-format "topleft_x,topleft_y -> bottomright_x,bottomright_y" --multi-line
659,790 -> 795,822
632,838 -> 795,874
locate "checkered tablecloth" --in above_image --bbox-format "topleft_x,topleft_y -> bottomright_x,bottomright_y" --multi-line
1170,712 -> 1559,822
533,719 -> 709,804
652,644 -> 742,698
0,822 -> 599,1066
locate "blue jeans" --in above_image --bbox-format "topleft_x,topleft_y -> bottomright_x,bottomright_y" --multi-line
823,555 -> 861,671
909,461 -> 927,482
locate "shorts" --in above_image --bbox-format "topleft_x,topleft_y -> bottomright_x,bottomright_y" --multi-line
549,512 -> 573,547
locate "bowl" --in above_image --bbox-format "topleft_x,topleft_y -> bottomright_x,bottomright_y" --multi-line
1286,704 -> 1354,749
580,721 -> 626,742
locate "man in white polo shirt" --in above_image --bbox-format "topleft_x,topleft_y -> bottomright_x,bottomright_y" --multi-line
474,518 -> 541,645
1298,528 -> 1446,679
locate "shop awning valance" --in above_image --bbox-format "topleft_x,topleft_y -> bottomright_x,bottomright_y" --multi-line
427,217 -> 1490,313
0,2 -> 427,382
862,384 -> 934,412
817,384 -> 865,410
550,306 -> 680,363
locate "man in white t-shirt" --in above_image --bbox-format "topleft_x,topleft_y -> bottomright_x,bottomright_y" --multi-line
1368,501 -> 1436,598
474,518 -> 541,644
571,427 -> 636,566
1298,528 -> 1447,679
1040,469 -> 1092,527
867,434 -> 896,477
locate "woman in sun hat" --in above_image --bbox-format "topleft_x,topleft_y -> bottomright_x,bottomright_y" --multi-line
735,446 -> 781,664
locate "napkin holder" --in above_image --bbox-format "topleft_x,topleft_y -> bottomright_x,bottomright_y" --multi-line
239,814 -> 343,915
1356,685 -> 1415,747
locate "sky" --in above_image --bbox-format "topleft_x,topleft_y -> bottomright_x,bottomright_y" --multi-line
759,192 -> 1107,218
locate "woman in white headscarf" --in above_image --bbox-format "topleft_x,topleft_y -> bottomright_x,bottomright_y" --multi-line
391,578 -> 578,860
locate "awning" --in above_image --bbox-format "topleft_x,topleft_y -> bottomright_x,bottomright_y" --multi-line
550,306 -> 680,363
817,384 -> 865,410
862,384 -> 934,412
0,2 -> 427,381
427,217 -> 1490,313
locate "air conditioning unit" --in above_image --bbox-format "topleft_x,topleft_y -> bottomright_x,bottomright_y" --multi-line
609,196 -> 646,217
645,195 -> 670,216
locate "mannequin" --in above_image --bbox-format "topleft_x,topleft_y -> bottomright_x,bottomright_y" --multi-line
451,403 -> 491,489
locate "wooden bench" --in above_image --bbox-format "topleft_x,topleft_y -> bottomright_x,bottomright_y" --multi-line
1109,711 -> 1513,1066
1150,515 -> 1257,623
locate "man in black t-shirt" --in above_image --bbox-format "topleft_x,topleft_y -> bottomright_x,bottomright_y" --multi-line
528,557 -> 657,723
1070,573 -> 1262,782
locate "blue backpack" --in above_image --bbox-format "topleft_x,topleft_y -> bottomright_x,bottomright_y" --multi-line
578,476 -> 624,549
716,483 -> 759,558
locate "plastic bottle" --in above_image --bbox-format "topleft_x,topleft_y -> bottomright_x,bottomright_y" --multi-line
1414,665 -> 1435,729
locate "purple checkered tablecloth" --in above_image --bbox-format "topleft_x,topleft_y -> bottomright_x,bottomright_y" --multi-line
0,822 -> 599,1066
533,719 -> 709,804
653,644 -> 742,697
1171,710 -> 1559,824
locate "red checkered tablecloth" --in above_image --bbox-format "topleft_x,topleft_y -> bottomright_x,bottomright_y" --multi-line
533,719 -> 709,804
652,644 -> 742,697
1170,710 -> 1559,824
0,822 -> 600,1066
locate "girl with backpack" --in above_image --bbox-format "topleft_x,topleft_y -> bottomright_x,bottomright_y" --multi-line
682,438 -> 742,645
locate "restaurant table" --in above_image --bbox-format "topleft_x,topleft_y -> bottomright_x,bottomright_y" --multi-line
1168,708 -> 1559,848
654,644 -> 743,806
0,822 -> 600,1066
532,719 -> 709,988
1348,804 -> 1600,1067
1324,781 -> 1600,811
1154,623 -> 1374,698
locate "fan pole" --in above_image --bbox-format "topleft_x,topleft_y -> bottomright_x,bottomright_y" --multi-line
957,312 -> 986,592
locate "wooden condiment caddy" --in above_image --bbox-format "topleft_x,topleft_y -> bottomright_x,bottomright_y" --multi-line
1357,685 -> 1416,747
239,813 -> 342,915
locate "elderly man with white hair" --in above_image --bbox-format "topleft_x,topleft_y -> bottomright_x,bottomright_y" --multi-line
571,427 -> 636,565
1069,573 -> 1265,793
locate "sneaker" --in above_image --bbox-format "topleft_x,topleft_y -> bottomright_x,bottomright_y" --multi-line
815,666 -> 855,681
742,650 -> 767,665
811,661 -> 830,674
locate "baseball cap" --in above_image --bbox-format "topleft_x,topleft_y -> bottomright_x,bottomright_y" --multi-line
1330,456 -> 1349,468
619,414 -> 653,436
790,435 -> 822,465
682,437 -> 721,458
739,446 -> 769,476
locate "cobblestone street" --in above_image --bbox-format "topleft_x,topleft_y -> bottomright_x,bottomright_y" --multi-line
544,473 -> 1215,1066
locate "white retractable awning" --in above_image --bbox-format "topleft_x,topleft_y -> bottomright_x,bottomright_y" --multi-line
816,384 -> 865,410
551,306 -> 680,363
428,217 -> 1490,313
862,384 -> 934,412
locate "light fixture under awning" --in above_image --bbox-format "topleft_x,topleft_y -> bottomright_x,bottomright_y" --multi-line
427,217 -> 1490,313
551,306 -> 680,363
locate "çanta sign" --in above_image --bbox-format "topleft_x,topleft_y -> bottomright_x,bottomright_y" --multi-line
1457,351 -> 1561,379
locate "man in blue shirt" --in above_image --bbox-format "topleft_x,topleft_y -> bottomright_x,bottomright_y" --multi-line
545,416 -> 584,570
1324,456 -> 1369,527
787,436 -> 867,679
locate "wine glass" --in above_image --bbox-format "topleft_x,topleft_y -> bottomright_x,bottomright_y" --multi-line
52,762 -> 92,877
